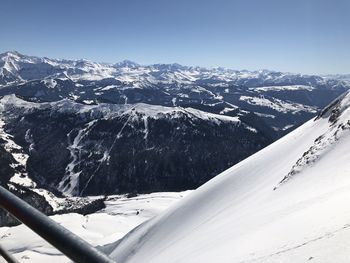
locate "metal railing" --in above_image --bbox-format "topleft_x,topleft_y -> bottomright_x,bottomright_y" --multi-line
0,186 -> 116,263
0,244 -> 19,263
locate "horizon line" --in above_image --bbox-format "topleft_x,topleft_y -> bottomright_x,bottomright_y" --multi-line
1,50 -> 348,77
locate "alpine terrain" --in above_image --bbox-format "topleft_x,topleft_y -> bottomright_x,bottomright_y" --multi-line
0,51 -> 348,201
1,1 -> 348,262
108,90 -> 350,263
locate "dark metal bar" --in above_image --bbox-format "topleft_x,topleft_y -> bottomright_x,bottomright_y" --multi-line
0,186 -> 116,263
0,244 -> 19,263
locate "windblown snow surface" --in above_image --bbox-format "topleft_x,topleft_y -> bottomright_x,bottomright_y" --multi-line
109,90 -> 350,263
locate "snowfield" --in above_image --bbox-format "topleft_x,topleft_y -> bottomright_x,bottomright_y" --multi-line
109,91 -> 350,263
249,85 -> 315,92
239,95 -> 317,114
0,192 -> 190,262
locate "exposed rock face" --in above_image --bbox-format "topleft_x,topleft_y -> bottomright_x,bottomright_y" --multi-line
277,91 -> 350,188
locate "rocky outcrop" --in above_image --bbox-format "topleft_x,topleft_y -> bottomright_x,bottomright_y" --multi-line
0,185 -> 53,227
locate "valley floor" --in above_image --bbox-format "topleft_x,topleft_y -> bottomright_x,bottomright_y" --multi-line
0,191 -> 190,263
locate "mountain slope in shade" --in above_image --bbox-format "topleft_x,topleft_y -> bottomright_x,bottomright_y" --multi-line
110,90 -> 350,263
0,95 -> 270,196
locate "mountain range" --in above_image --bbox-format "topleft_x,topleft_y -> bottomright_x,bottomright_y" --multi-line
108,85 -> 350,263
1,51 -> 350,262
0,51 -> 349,201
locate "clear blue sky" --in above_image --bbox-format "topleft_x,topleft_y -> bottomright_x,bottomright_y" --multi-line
1,0 -> 349,74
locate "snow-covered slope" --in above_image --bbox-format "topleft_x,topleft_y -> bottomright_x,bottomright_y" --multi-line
0,191 -> 190,262
0,51 -> 116,83
0,94 -> 242,124
110,90 -> 350,263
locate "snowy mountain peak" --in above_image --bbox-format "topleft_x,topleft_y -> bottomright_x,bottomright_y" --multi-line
114,60 -> 140,68
0,50 -> 26,59
0,51 -> 43,64
1,51 -> 348,88
0,51 -> 18,59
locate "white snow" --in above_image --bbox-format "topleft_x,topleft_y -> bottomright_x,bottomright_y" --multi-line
0,95 -> 240,126
282,124 -> 294,130
172,97 -> 177,106
100,85 -> 118,91
0,192 -> 189,263
240,95 -> 317,114
219,107 -> 238,115
109,91 -> 350,263
0,117 -> 35,188
1,51 -> 347,93
82,100 -> 95,105
121,94 -> 128,104
0,97 -> 96,206
58,120 -> 97,196
41,79 -> 57,89
254,112 -> 276,118
250,85 -> 315,92
69,94 -> 79,100
177,93 -> 189,98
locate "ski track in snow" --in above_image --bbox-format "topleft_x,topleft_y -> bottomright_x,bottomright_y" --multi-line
58,120 -> 98,196
239,223 -> 350,263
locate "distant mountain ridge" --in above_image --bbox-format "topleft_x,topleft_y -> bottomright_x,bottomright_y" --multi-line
1,51 -> 348,133
1,51 -> 348,87
0,51 -> 349,200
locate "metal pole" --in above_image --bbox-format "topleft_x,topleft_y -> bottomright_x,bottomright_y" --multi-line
0,244 -> 19,263
0,186 -> 116,263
